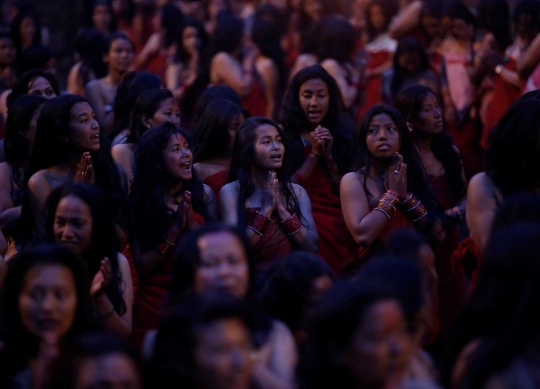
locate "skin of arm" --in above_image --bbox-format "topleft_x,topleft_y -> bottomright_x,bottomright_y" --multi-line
210,52 -> 254,96
67,62 -> 86,96
388,0 -> 423,39
85,80 -> 114,134
111,144 -> 134,189
203,184 -> 217,221
133,32 -> 161,70
517,33 -> 540,78
321,59 -> 358,109
256,56 -> 279,119
465,172 -> 499,254
93,253 -> 134,339
0,162 -> 20,232
340,172 -> 391,247
252,320 -> 298,389
27,172 -> 53,227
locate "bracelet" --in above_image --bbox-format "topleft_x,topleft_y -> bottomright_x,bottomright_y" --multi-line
400,193 -> 428,221
310,151 -> 322,158
280,213 -> 303,235
156,239 -> 175,255
94,303 -> 114,320
248,211 -> 271,236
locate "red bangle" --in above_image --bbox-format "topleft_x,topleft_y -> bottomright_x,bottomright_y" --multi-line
248,211 -> 271,236
280,213 -> 303,236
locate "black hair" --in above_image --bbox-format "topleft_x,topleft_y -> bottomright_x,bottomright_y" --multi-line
228,117 -> 303,224
38,182 -> 126,315
442,224 -> 540,388
174,17 -> 208,65
193,99 -> 244,162
366,0 -> 393,39
145,293 -> 251,389
6,68 -> 59,109
390,36 -> 431,96
394,85 -> 467,203
110,71 -> 161,140
4,94 -> 46,187
192,85 -> 242,126
279,64 -> 354,174
255,251 -> 336,333
24,94 -> 124,242
211,11 -> 243,54
127,88 -> 175,144
317,15 -> 358,64
477,0 -> 512,51
512,0 -> 540,33
105,31 -> 134,53
88,0 -> 118,33
129,122 -> 211,250
10,10 -> 41,51
15,44 -> 54,76
2,244 -> 94,383
297,279 -> 402,389
161,3 -> 185,49
251,17 -> 286,89
485,99 -> 540,196
446,0 -> 477,27
73,28 -> 108,86
48,331 -> 139,389
489,191 -> 540,241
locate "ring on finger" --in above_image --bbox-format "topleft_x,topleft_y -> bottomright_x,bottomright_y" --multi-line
394,170 -> 400,174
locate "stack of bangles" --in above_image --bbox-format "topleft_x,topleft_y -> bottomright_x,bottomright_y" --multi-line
248,211 -> 272,236
374,190 -> 428,222
280,213 -> 304,236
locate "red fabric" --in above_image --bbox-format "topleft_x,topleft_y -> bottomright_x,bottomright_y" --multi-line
357,50 -> 391,119
241,73 -> 267,117
122,244 -> 138,295
246,208 -> 292,269
294,146 -> 357,275
451,237 -> 481,295
355,209 -> 413,265
428,175 -> 466,338
142,53 -> 167,83
130,212 -> 205,351
446,119 -> 481,179
481,58 -> 522,149
203,170 -> 228,204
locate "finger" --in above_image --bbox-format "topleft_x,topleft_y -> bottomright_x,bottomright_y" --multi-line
401,163 -> 407,178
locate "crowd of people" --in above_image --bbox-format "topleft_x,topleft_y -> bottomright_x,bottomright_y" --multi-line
0,0 -> 540,388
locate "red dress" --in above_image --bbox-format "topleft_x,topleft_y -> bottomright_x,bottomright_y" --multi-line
481,58 -> 522,149
203,170 -> 228,204
241,69 -> 267,117
130,211 -> 205,351
428,174 -> 466,338
246,208 -> 292,269
294,146 -> 357,275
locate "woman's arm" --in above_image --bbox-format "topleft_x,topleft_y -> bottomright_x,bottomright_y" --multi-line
256,57 -> 279,119
465,172 -> 499,254
388,0 -> 423,39
92,254 -> 133,339
203,184 -> 217,221
276,184 -> 318,253
340,172 -> 391,247
210,52 -> 255,96
27,172 -> 52,228
0,163 -> 19,232
517,33 -> 540,79
321,59 -> 358,109
252,320 -> 297,389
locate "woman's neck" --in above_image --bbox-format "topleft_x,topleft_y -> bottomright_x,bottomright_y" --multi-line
106,69 -> 125,86
413,135 -> 432,154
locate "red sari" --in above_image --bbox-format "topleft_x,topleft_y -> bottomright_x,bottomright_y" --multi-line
203,170 -> 228,204
294,146 -> 357,275
130,211 -> 205,351
246,208 -> 292,269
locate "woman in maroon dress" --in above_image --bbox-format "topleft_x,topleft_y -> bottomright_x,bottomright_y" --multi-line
395,84 -> 467,339
220,117 -> 318,268
279,64 -> 356,275
128,122 -> 215,350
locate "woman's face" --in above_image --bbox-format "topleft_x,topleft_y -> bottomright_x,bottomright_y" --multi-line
413,92 -> 443,134
304,0 -> 322,20
194,231 -> 249,298
20,16 -> 37,45
397,52 -> 421,74
346,299 -> 412,388
76,353 -> 142,389
28,76 -> 57,99
163,133 -> 193,181
69,102 -> 100,151
106,38 -> 134,72
146,97 -> 181,128
365,113 -> 401,159
209,0 -> 227,20
299,78 -> 329,126
368,4 -> 386,32
18,264 -> 78,340
54,195 -> 93,256
0,36 -> 16,65
253,124 -> 285,170
183,26 -> 200,55
195,318 -> 253,389
93,4 -> 113,32
26,103 -> 45,144
451,18 -> 472,40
